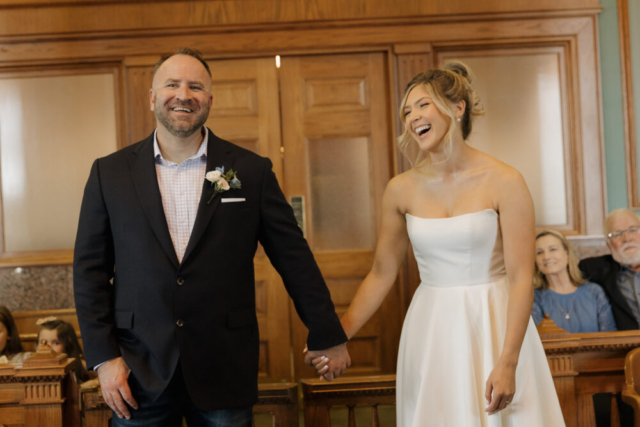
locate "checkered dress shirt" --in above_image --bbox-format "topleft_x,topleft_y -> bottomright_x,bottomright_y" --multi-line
153,128 -> 208,263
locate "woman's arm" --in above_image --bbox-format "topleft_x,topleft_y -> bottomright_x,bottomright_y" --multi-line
340,177 -> 411,339
594,284 -> 618,331
485,168 -> 536,415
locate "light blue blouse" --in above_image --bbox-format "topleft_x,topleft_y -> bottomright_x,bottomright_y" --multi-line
532,282 -> 617,333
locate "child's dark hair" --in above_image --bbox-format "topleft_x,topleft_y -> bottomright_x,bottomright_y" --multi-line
38,320 -> 89,382
0,305 -> 23,356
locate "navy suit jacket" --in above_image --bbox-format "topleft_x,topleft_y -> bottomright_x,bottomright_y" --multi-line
73,129 -> 346,410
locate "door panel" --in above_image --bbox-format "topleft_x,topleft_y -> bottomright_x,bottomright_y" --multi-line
205,57 -> 291,381
280,53 -> 402,379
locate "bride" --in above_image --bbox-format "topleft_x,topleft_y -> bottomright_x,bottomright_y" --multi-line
310,62 -> 565,426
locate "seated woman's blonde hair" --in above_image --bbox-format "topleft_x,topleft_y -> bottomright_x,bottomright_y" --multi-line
534,229 -> 586,290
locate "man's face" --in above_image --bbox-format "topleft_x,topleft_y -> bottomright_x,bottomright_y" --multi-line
607,213 -> 640,267
150,54 -> 213,138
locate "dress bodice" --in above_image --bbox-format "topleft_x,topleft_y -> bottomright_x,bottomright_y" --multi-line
406,209 -> 506,287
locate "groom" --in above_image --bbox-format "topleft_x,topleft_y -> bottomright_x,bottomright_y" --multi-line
73,47 -> 349,425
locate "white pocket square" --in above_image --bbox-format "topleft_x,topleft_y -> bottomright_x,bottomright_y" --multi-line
221,198 -> 246,203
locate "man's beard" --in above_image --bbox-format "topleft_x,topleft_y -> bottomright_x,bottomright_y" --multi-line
155,101 -> 209,138
611,242 -> 640,267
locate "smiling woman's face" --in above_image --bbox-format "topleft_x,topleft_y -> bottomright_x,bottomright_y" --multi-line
535,234 -> 569,277
402,84 -> 452,154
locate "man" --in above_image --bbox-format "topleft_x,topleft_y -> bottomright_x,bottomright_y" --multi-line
73,47 -> 350,426
579,208 -> 640,330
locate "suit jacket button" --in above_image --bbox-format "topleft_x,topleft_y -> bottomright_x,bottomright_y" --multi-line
177,278 -> 185,286
176,319 -> 184,327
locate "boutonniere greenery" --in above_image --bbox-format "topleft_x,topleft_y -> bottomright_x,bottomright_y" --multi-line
205,167 -> 241,204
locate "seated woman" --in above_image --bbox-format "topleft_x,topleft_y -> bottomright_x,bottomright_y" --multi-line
0,305 -> 32,363
37,318 -> 97,386
532,230 -> 617,332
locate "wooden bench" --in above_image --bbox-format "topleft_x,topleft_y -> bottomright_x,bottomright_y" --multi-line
13,308 -> 81,352
301,375 -> 395,427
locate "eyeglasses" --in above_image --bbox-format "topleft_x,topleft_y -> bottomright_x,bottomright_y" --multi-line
607,226 -> 640,241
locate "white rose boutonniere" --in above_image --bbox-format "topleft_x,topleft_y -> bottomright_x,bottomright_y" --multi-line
205,166 -> 241,204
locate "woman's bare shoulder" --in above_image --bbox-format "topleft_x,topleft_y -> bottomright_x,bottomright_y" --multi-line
384,170 -> 420,212
474,152 -> 525,185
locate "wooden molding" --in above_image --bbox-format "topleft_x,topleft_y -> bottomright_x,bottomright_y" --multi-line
0,249 -> 73,267
0,6 -> 603,40
619,0 -> 639,208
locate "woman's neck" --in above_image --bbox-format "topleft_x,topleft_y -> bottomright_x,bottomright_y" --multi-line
546,269 -> 577,294
420,134 -> 472,177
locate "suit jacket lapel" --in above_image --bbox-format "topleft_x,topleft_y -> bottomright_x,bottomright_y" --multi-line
182,131 -> 234,265
129,134 -> 180,268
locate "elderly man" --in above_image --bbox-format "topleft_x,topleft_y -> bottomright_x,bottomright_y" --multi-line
74,47 -> 350,426
579,208 -> 640,330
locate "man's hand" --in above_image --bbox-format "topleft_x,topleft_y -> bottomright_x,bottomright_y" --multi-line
304,343 -> 350,381
97,356 -> 138,419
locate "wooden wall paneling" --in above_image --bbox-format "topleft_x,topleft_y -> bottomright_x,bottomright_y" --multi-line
575,16 -> 607,234
0,64 -> 122,267
203,56 -> 290,381
124,61 -> 157,145
393,43 -> 433,312
433,29 -> 604,235
619,0 -> 639,208
280,52 -> 400,379
0,2 -> 600,40
436,44 -> 580,234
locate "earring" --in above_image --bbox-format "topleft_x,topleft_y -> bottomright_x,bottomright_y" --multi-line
456,116 -> 461,122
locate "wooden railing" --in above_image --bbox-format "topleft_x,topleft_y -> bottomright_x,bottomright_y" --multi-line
539,328 -> 640,427
301,375 -> 395,427
299,330 -> 640,427
80,382 -> 299,427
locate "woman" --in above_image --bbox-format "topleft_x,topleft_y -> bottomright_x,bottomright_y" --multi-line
0,305 -> 31,364
532,230 -> 616,332
312,62 -> 564,426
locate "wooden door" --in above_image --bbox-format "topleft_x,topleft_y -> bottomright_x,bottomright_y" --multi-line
279,53 -> 402,379
124,57 -> 292,381
206,58 -> 292,381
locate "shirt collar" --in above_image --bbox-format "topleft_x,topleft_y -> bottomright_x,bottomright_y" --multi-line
153,127 -> 208,164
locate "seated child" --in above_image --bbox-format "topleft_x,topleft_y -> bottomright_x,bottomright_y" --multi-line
37,318 -> 97,385
0,305 -> 32,364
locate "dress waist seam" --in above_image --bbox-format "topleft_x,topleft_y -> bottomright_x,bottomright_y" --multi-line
421,274 -> 507,288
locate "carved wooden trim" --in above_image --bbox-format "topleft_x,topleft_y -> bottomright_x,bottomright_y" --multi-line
0,16 -> 599,64
619,0 -> 640,208
22,382 -> 64,404
547,355 -> 577,376
304,388 -> 396,400
0,8 -> 604,40
0,0 -> 235,9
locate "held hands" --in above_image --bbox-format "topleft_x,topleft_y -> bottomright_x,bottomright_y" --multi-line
484,360 -> 516,415
304,342 -> 351,381
96,356 -> 138,419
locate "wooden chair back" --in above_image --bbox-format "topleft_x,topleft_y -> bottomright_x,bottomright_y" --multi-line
622,347 -> 640,427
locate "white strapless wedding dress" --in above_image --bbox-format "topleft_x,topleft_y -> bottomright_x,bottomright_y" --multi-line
397,209 -> 565,426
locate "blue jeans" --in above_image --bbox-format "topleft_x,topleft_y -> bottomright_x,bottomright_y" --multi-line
111,364 -> 253,427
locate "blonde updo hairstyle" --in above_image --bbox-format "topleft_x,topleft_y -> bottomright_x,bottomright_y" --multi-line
533,229 -> 586,290
398,61 -> 484,166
